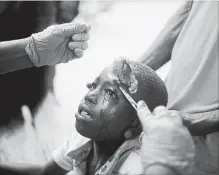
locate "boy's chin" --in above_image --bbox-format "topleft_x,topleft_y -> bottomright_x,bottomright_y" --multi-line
75,120 -> 94,139
75,121 -> 105,141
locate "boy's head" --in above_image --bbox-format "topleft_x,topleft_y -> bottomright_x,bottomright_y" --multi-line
75,57 -> 168,141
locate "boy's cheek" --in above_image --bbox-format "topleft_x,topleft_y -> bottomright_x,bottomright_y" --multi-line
101,104 -> 118,119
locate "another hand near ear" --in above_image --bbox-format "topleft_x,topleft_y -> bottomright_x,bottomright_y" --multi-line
25,22 -> 91,67
124,118 -> 142,139
136,101 -> 195,175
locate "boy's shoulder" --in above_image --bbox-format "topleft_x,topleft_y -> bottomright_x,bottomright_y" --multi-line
112,137 -> 144,174
115,148 -> 143,174
97,135 -> 143,174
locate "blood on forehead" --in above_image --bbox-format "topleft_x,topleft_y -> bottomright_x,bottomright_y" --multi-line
107,57 -> 138,94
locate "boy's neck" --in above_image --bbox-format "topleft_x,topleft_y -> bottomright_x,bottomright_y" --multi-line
93,139 -> 124,160
86,139 -> 124,175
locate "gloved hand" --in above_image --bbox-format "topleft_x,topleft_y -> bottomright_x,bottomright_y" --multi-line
137,101 -> 195,175
25,22 -> 90,67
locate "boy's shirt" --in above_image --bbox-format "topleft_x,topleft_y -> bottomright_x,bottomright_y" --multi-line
52,134 -> 143,175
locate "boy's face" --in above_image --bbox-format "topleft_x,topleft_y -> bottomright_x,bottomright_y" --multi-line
75,67 -> 136,141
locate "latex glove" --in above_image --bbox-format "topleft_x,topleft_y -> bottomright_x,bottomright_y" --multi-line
25,22 -> 90,67
137,101 -> 195,175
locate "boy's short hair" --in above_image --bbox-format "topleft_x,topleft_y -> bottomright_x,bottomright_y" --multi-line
129,61 -> 168,111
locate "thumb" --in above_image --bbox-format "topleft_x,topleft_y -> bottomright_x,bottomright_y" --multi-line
62,23 -> 88,37
137,100 -> 152,130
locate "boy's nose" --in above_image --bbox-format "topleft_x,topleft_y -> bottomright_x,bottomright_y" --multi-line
85,92 -> 97,104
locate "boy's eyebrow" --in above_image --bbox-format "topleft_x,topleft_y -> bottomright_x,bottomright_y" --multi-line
108,80 -> 117,87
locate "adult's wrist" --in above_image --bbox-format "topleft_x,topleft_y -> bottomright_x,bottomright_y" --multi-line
0,37 -> 34,74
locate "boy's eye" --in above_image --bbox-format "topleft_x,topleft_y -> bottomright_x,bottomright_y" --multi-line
105,89 -> 117,98
87,83 -> 96,90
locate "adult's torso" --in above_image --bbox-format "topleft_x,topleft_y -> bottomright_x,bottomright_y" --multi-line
166,1 -> 218,113
165,2 -> 218,175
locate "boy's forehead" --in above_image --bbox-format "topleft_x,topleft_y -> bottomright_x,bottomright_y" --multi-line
98,67 -> 113,83
94,67 -> 121,88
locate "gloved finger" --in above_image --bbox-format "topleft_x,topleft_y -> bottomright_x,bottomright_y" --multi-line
72,33 -> 90,41
169,110 -> 183,126
137,100 -> 152,130
85,25 -> 91,33
152,106 -> 169,119
68,41 -> 88,50
74,48 -> 84,58
62,23 -> 87,37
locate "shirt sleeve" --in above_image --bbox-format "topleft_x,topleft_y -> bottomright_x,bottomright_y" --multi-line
52,139 -> 73,171
139,1 -> 193,70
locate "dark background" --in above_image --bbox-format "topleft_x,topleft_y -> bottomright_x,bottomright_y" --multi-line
0,1 -> 79,127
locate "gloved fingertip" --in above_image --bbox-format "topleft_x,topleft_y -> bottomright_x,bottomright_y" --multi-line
153,106 -> 167,115
137,100 -> 147,109
76,54 -> 83,58
85,33 -> 90,40
68,42 -> 74,50
85,25 -> 91,33
82,42 -> 88,50
82,24 -> 86,28
74,48 -> 83,53
72,34 -> 77,40
74,49 -> 84,58
77,24 -> 86,32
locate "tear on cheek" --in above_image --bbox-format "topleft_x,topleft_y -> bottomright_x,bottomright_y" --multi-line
108,57 -> 138,94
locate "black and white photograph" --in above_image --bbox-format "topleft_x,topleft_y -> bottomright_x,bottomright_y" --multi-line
0,1 -> 218,175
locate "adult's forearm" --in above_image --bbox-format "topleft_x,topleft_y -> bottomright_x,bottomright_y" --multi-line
0,163 -> 42,175
138,27 -> 178,71
138,1 -> 193,71
181,109 -> 219,136
0,37 -> 34,74
145,164 -> 179,175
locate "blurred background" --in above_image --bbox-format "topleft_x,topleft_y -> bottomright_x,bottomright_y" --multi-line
0,1 -> 182,165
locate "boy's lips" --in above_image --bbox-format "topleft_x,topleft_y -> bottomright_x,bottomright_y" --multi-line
76,104 -> 93,121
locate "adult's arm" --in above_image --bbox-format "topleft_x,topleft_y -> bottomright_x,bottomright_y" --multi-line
138,1 -> 193,71
0,160 -> 67,175
0,22 -> 90,75
0,1 -> 58,75
0,37 -> 34,74
180,109 -> 219,136
145,165 -> 180,175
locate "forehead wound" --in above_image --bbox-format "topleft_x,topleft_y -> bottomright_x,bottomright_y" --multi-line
107,57 -> 138,93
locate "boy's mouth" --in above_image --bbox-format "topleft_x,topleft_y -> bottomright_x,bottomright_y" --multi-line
76,104 -> 93,121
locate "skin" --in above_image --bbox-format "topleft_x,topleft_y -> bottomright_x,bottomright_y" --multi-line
75,63 -> 145,174
0,26 -> 90,74
75,66 -> 136,141
107,58 -> 138,94
0,61 -> 140,175
0,61 -> 151,175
